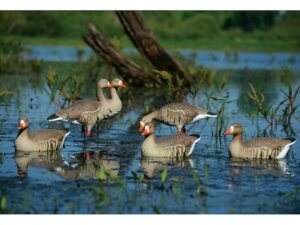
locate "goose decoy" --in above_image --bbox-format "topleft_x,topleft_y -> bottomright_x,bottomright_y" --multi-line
139,102 -> 217,136
47,79 -> 112,136
141,122 -> 201,158
15,117 -> 69,152
224,123 -> 296,159
106,78 -> 126,118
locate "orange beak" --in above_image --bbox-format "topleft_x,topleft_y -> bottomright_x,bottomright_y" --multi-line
119,82 -> 126,89
142,129 -> 149,136
18,122 -> 24,130
108,82 -> 114,88
139,122 -> 145,131
224,128 -> 232,135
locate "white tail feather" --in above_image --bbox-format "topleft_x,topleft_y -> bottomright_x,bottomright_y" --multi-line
188,136 -> 201,156
276,140 -> 296,159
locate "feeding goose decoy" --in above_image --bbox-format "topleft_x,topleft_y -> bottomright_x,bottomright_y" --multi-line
47,79 -> 112,136
224,123 -> 296,159
15,117 -> 69,152
139,102 -> 217,136
141,122 -> 201,158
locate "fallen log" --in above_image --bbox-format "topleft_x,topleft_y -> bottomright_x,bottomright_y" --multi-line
84,22 -> 156,85
116,11 -> 189,85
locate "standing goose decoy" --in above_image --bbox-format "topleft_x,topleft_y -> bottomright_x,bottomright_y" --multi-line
15,117 -> 69,152
224,123 -> 296,159
106,78 -> 126,118
47,79 -> 112,136
139,102 -> 217,136
141,122 -> 201,158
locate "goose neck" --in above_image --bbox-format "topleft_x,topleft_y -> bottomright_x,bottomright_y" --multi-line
232,133 -> 243,145
110,87 -> 120,101
97,87 -> 106,101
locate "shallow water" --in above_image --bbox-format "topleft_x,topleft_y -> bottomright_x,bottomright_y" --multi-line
0,47 -> 300,214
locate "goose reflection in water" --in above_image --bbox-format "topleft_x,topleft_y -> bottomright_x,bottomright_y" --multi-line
228,158 -> 291,177
139,157 -> 195,179
15,150 -> 67,177
54,150 -> 120,180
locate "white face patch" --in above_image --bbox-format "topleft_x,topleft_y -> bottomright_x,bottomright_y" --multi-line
20,120 -> 25,126
118,80 -> 122,86
145,126 -> 149,133
140,121 -> 145,127
230,126 -> 234,133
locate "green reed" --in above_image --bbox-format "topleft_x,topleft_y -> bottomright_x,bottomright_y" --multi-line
248,82 -> 299,134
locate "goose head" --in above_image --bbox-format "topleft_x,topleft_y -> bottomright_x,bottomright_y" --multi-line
224,123 -> 243,136
19,117 -> 29,130
141,122 -> 155,136
97,79 -> 113,89
111,78 -> 126,89
139,114 -> 154,131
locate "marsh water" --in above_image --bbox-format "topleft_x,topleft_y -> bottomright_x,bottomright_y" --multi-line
0,46 -> 300,213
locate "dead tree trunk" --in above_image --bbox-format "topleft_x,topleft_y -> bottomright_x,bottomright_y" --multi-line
116,11 -> 188,85
84,23 -> 157,85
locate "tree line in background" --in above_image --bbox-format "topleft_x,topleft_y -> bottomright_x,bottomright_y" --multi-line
0,11 -> 299,41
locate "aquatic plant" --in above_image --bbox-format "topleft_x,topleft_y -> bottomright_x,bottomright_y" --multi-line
0,40 -> 42,75
46,67 -> 84,106
248,82 -> 299,134
192,171 -> 207,196
0,194 -> 9,214
97,168 -> 123,184
159,169 -> 168,190
204,92 -> 233,137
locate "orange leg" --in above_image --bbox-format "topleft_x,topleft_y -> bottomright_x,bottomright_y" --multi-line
177,129 -> 182,136
87,128 -> 91,137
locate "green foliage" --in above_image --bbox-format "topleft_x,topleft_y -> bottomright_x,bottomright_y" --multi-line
46,66 -> 85,104
248,82 -> 300,134
0,40 -> 42,74
223,12 -> 278,32
160,169 -> 168,184
97,168 -> 123,184
0,11 -> 299,51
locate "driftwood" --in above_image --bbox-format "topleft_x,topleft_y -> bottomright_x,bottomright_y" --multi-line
116,11 -> 187,85
84,23 -> 156,85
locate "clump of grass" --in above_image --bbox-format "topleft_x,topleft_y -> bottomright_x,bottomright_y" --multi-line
0,40 -> 42,75
248,82 -> 299,133
97,168 -> 123,184
46,67 -> 84,105
204,93 -> 233,137
281,85 -> 300,133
